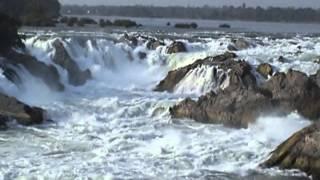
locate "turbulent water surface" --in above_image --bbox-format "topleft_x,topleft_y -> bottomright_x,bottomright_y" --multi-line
0,28 -> 319,179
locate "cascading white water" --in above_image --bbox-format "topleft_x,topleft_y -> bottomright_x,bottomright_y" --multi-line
0,30 -> 318,179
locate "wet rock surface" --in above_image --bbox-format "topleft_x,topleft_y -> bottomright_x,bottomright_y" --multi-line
3,50 -> 64,91
166,53 -> 320,128
262,122 -> 320,180
0,93 -> 46,126
155,52 -> 255,93
52,39 -> 92,86
166,41 -> 187,54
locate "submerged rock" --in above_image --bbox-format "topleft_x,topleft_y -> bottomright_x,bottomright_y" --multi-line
0,93 -> 46,126
262,122 -> 320,180
154,52 -> 255,93
166,41 -> 187,54
257,63 -> 273,78
3,50 -> 64,91
52,39 -> 92,86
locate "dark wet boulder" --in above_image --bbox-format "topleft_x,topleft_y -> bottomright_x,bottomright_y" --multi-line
311,70 -> 320,88
169,68 -> 320,128
138,52 -> 147,59
146,39 -> 165,50
3,50 -> 64,91
166,41 -> 187,54
154,52 -> 255,92
262,122 -> 320,180
0,93 -> 46,126
277,56 -> 288,63
52,39 -> 91,86
261,70 -> 320,120
120,33 -> 138,47
227,38 -> 254,51
170,87 -> 275,128
257,63 -> 273,78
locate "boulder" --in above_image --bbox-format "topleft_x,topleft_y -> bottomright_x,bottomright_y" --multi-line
138,52 -> 147,59
257,63 -> 273,78
169,68 -> 320,128
262,122 -> 320,180
311,70 -> 320,88
0,92 -> 46,126
52,39 -> 91,86
154,52 -> 256,92
227,38 -> 254,51
146,39 -> 165,50
120,33 -> 138,47
3,50 -> 64,91
166,41 -> 187,54
170,87 -> 275,128
261,70 -> 320,120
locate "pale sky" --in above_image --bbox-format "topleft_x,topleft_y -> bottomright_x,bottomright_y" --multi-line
60,0 -> 320,8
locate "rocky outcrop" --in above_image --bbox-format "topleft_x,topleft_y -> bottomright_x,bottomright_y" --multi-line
52,39 -> 91,86
311,70 -> 320,88
154,52 -> 256,92
120,33 -> 138,47
3,50 -> 64,91
166,41 -> 187,54
227,38 -> 254,51
0,93 -> 46,126
169,65 -> 320,128
146,39 -> 165,50
262,122 -> 320,180
257,63 -> 273,78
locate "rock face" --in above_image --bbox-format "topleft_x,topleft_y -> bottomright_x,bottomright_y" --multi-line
168,54 -> 320,128
227,38 -> 254,51
311,70 -> 320,88
155,52 -> 255,93
166,41 -> 187,54
52,40 -> 92,86
3,50 -> 64,91
0,93 -> 46,126
262,122 -> 320,180
257,63 -> 273,78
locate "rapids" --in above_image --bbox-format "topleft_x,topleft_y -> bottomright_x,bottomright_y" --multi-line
0,30 -> 318,179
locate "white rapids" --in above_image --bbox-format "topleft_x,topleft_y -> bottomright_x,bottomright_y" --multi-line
0,30 -> 318,179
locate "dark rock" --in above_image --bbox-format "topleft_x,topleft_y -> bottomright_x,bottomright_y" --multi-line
219,24 -> 231,28
227,38 -> 254,51
0,13 -> 24,54
262,122 -> 320,180
170,87 -> 275,128
262,70 -> 320,120
138,52 -> 147,59
169,68 -> 320,128
0,93 -> 46,126
121,34 -> 138,47
3,50 -> 64,91
113,19 -> 137,28
311,70 -> 320,88
277,56 -> 287,63
146,39 -> 165,50
257,63 -> 273,78
166,41 -> 187,54
155,52 -> 255,93
52,39 -> 91,86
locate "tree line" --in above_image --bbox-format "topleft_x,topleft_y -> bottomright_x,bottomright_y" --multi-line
0,0 -> 60,26
61,5 -> 320,23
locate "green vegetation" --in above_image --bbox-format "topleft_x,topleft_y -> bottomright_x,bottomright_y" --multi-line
62,5 -> 320,23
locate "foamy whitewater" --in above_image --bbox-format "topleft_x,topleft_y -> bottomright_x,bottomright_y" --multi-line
0,30 -> 319,179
